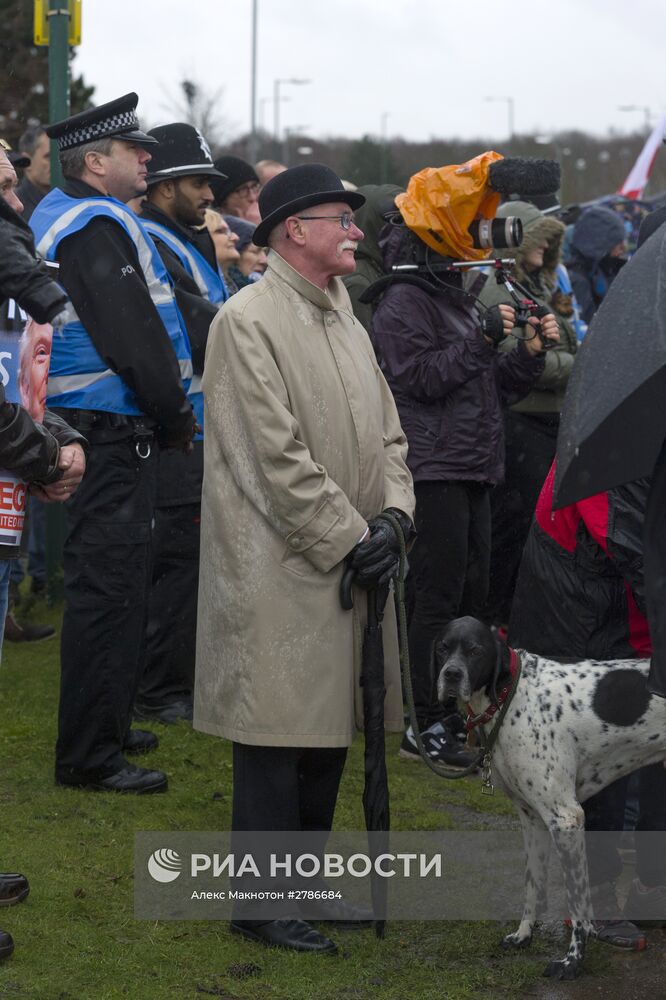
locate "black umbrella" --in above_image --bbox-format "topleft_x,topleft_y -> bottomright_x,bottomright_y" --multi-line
340,571 -> 390,939
554,222 -> 666,696
554,224 -> 666,509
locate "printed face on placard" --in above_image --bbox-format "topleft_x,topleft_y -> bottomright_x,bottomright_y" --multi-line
19,319 -> 52,422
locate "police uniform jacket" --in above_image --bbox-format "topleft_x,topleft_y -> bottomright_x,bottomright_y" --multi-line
140,203 -> 225,505
38,179 -> 194,445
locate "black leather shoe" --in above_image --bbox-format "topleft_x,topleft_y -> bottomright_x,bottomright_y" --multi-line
56,764 -> 168,794
0,929 -> 13,961
134,699 -> 193,724
0,874 -> 29,907
305,896 -> 374,928
123,729 -> 159,755
230,918 -> 337,953
4,611 -> 55,643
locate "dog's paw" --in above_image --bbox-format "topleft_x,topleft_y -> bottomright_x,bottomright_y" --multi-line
500,931 -> 532,950
542,957 -> 582,980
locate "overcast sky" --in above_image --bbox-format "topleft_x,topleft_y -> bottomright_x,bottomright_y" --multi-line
72,0 -> 665,145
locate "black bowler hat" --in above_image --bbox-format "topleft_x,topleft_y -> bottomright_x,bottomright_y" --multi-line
145,123 -> 227,185
254,163 -> 365,246
46,92 -> 156,151
210,155 -> 260,206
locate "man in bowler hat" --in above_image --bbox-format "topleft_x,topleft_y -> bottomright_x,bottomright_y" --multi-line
30,93 -> 196,794
135,123 -> 226,723
194,164 -> 415,953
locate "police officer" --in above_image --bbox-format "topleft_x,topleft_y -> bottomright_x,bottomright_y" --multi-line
136,123 -> 227,722
30,93 -> 196,793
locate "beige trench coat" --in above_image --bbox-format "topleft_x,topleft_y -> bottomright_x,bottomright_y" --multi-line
194,250 -> 415,748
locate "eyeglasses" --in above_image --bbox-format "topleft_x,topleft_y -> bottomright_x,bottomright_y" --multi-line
296,212 -> 356,231
234,181 -> 260,198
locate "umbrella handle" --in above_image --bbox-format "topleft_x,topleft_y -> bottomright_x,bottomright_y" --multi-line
340,565 -> 355,610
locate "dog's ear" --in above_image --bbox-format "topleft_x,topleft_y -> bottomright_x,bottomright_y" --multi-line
489,629 -> 512,708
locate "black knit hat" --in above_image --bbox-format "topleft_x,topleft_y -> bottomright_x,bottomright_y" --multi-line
254,163 -> 365,246
46,92 -> 156,151
145,123 -> 227,185
210,156 -> 260,205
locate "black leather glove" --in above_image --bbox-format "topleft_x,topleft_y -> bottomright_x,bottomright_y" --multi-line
349,509 -> 414,589
157,411 -> 197,454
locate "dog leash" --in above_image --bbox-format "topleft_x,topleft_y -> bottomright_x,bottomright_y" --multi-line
467,651 -> 522,794
385,511 -> 522,785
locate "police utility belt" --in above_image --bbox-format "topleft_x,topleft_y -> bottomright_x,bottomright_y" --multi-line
53,409 -> 155,458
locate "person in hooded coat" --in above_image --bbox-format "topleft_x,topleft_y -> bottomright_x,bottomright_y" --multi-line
342,183 -> 403,331
477,200 -> 578,625
565,204 -> 626,324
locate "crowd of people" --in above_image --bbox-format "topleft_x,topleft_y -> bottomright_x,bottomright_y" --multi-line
1,87 -> 665,964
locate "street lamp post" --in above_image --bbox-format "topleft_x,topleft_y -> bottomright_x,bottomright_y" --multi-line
273,78 -> 311,158
618,104 -> 652,131
259,95 -> 290,132
283,125 -> 309,166
484,95 -> 515,141
248,0 -> 259,163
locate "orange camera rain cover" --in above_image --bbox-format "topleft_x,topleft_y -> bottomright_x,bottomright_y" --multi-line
395,150 -> 504,259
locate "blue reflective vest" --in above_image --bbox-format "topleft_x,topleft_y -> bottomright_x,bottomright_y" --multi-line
141,217 -> 228,435
30,189 -> 193,415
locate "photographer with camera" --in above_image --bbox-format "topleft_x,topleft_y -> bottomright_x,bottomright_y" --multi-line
478,200 -> 578,628
369,154 -> 559,765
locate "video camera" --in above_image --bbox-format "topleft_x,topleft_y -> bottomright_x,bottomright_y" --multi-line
360,156 -> 562,349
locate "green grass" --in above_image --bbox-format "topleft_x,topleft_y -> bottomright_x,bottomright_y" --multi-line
0,595 -> 611,999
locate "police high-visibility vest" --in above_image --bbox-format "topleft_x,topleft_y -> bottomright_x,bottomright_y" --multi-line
141,217 -> 228,434
31,189 -> 193,415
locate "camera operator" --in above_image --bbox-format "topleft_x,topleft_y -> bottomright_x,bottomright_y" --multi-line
370,168 -> 559,766
478,200 -> 578,628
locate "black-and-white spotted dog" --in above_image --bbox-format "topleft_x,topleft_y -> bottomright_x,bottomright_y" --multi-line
435,615 -> 666,981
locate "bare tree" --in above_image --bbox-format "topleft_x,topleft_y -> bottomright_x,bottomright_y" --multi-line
160,78 -> 234,151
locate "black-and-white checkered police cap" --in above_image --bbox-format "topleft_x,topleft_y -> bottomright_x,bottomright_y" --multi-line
46,92 -> 157,151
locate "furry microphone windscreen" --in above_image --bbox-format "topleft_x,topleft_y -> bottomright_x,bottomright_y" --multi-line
488,158 -> 561,196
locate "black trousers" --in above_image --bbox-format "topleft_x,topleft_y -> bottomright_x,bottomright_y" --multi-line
232,743 -> 348,832
585,764 -> 666,887
407,480 -> 491,730
231,743 -> 348,922
485,411 -> 559,627
137,502 -> 200,706
56,436 -> 157,777
137,442 -> 203,708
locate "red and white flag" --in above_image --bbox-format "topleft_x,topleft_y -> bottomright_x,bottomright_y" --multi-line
618,113 -> 666,200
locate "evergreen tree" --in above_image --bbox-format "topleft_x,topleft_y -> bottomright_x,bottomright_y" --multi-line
0,0 -> 94,146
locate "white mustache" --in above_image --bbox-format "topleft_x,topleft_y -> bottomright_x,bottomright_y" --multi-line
339,241 -> 358,252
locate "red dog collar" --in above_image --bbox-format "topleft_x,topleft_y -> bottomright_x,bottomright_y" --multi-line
465,647 -> 520,731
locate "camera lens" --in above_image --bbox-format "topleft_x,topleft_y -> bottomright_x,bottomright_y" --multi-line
468,216 -> 523,250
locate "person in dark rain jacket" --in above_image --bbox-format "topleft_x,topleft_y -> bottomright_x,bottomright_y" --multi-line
509,462 -> 666,950
370,221 -> 558,765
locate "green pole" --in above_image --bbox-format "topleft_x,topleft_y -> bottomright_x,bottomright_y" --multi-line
45,0 -> 71,600
47,0 -> 70,185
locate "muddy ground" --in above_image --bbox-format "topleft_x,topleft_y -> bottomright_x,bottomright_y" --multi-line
444,800 -> 666,999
